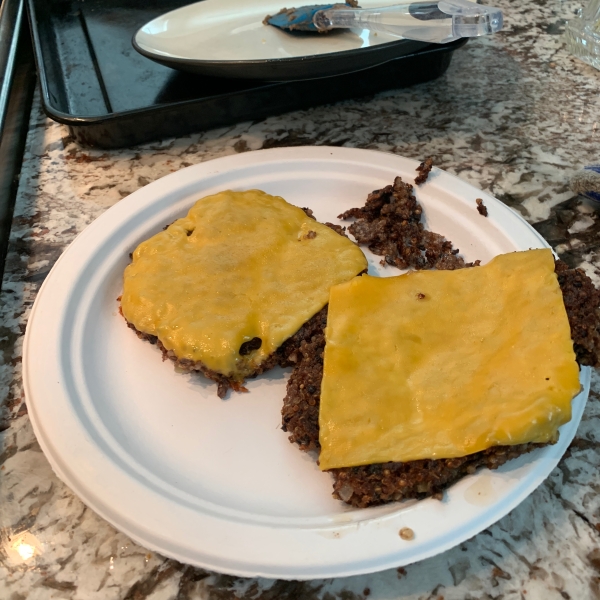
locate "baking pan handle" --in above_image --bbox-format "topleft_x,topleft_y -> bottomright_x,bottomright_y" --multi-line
0,0 -> 25,134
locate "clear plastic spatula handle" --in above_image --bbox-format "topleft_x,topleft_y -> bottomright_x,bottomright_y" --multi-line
314,0 -> 503,44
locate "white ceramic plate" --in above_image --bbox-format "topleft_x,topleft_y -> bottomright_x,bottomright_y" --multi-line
24,147 -> 590,580
132,0 -> 431,79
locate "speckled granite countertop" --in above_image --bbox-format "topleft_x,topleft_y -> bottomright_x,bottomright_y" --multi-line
2,0 -> 600,597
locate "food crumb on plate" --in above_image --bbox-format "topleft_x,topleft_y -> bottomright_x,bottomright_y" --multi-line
415,157 -> 433,185
399,527 -> 415,540
476,198 -> 488,217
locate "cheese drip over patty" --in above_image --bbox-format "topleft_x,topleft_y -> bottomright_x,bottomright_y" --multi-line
319,249 -> 581,470
121,189 -> 368,381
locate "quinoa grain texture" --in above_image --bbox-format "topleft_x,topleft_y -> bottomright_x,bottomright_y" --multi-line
283,177 -> 599,508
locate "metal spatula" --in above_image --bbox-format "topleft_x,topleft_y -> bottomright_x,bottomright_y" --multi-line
266,0 -> 503,44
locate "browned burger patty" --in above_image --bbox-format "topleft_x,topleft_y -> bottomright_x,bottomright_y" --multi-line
555,259 -> 600,366
281,260 -> 596,508
122,211 -> 354,399
282,174 -> 600,509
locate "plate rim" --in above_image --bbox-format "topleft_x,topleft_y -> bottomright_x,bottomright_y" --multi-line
131,32 -> 430,80
23,146 -> 590,579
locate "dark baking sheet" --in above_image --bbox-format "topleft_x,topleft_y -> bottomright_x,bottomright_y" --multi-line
27,0 -> 466,149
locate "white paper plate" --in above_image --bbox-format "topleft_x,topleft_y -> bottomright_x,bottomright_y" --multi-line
24,147 -> 590,580
132,0 -> 431,79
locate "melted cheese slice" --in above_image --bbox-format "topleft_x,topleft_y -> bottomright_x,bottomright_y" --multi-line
121,190 -> 367,380
319,249 -> 580,470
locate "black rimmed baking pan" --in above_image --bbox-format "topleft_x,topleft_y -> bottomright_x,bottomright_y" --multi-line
26,0 -> 467,149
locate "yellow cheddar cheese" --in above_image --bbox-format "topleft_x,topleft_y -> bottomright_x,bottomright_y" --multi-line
121,190 -> 367,381
319,249 -> 580,470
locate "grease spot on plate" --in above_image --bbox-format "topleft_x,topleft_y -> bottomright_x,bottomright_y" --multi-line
464,474 -> 496,506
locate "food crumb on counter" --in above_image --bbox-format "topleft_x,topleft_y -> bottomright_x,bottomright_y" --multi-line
476,198 -> 488,217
